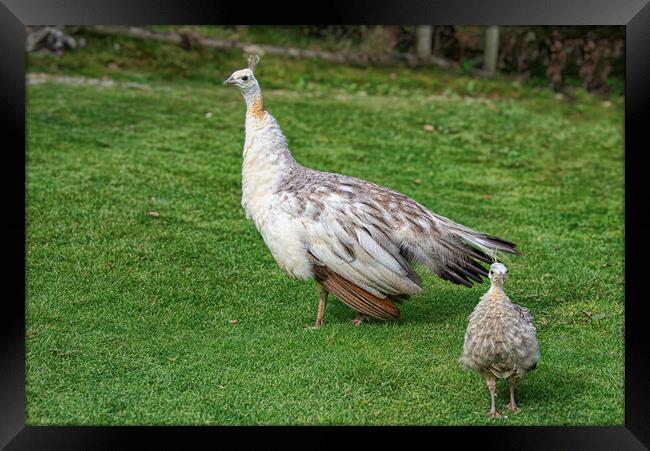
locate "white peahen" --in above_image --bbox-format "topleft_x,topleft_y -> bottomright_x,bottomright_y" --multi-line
224,55 -> 521,327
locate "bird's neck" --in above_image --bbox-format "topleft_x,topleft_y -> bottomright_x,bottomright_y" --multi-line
241,84 -> 295,166
486,284 -> 505,301
240,85 -> 297,223
242,85 -> 264,120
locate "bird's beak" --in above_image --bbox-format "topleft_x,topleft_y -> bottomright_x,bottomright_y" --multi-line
223,76 -> 236,85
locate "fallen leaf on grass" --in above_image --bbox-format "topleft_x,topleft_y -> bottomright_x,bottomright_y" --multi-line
229,320 -> 238,325
591,312 -> 613,321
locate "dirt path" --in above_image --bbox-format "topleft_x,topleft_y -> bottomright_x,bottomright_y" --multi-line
27,72 -> 152,90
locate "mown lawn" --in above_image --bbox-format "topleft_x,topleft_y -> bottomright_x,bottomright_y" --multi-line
26,30 -> 624,425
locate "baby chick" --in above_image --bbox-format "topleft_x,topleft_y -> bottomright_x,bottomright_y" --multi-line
461,263 -> 539,417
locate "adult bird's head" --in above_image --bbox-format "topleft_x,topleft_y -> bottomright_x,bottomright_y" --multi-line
224,54 -> 260,94
488,262 -> 507,287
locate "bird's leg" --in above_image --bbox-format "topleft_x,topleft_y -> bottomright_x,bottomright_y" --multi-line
352,312 -> 368,326
506,377 -> 521,412
486,376 -> 500,418
313,284 -> 328,328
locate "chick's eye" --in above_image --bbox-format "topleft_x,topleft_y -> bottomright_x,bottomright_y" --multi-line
241,76 -> 248,81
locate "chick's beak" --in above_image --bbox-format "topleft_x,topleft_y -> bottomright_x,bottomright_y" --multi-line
223,76 -> 236,85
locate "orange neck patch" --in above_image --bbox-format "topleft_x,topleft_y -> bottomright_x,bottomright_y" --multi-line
247,95 -> 265,120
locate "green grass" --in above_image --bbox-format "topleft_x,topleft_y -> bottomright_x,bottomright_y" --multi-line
26,31 -> 624,425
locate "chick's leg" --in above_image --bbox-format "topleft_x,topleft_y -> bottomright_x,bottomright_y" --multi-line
486,376 -> 500,418
507,377 -> 521,412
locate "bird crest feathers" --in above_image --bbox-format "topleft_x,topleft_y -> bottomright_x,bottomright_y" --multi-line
248,54 -> 260,72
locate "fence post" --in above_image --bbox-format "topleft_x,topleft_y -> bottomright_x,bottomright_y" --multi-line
484,26 -> 500,75
416,26 -> 433,58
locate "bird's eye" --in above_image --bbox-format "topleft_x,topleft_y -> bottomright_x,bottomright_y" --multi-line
241,76 -> 248,81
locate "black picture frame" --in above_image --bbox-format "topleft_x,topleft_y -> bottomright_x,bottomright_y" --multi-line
2,1 -> 648,448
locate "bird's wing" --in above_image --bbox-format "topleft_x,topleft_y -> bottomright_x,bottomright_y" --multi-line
310,262 -> 401,320
290,171 -> 518,286
297,188 -> 424,297
276,169 -> 520,316
275,175 -> 422,319
513,304 -> 537,331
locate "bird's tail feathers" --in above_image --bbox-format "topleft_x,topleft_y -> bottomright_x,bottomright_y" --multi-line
401,220 -> 521,288
457,230 -> 523,260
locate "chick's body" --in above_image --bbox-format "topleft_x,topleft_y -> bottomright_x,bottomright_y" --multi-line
461,263 -> 539,417
461,288 -> 539,379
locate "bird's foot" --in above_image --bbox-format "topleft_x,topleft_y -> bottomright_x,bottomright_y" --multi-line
506,403 -> 521,413
488,410 -> 501,418
305,320 -> 324,330
352,313 -> 368,326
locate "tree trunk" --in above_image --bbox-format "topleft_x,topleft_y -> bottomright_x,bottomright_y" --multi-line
484,26 -> 500,75
416,26 -> 433,58
432,26 -> 441,56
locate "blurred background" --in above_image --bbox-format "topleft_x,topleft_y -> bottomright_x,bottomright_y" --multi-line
26,25 -> 624,95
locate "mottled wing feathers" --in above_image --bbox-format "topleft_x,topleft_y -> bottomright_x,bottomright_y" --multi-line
312,262 -> 400,320
286,180 -> 424,299
276,167 -> 521,311
513,304 -> 536,330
